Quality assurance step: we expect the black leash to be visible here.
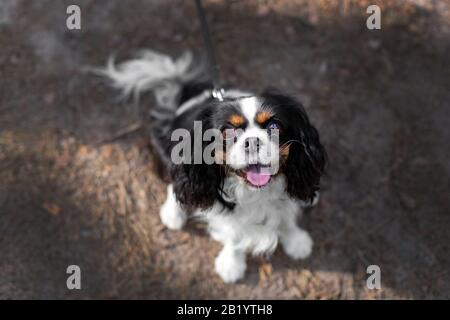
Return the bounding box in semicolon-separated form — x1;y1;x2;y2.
194;0;225;101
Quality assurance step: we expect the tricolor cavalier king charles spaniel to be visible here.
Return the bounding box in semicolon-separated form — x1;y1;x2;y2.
102;50;326;283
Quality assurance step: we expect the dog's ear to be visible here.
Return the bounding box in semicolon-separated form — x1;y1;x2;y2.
285;117;326;202
262;89;327;202
170;106;231;211
171;162;223;211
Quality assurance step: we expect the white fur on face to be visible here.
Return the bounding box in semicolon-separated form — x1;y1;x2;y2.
239;96;258;126
227;127;279;170
226;97;280;173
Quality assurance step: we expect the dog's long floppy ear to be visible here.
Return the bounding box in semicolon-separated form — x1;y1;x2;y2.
171;161;223;211
262;89;327;202
170;106;232;211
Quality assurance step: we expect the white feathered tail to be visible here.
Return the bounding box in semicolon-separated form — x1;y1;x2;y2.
98;50;203;108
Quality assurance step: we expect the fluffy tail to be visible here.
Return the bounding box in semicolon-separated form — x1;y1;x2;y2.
98;50;203;109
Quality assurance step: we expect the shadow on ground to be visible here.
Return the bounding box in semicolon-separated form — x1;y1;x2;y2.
0;0;449;299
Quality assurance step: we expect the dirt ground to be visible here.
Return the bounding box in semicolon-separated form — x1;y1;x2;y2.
1;0;449;299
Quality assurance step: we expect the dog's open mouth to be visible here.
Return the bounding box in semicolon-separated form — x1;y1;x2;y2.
237;164;272;188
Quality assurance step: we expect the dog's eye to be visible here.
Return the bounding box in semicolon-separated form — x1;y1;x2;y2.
266;121;281;134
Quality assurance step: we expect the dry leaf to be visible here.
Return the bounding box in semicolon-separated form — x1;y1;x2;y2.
76;145;89;158
101;144;113;158
42;202;60;216
259;262;273;282
178;232;191;244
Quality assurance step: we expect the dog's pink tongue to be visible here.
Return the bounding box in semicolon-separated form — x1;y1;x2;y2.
246;166;271;187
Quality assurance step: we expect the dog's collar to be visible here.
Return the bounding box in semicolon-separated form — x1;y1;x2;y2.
176;90;212;116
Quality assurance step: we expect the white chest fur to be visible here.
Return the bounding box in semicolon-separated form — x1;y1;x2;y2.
203;176;301;255
160;176;313;283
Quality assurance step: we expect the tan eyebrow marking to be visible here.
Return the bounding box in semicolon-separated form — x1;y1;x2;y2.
228;114;245;127
256;111;273;124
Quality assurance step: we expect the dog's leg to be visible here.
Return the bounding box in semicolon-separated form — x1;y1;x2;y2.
159;184;187;230
279;212;313;260
214;244;247;283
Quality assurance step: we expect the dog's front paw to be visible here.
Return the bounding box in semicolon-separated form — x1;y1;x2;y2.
159;201;186;230
214;248;246;283
281;230;313;260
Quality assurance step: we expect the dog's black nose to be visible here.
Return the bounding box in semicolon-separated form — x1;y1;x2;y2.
244;137;261;152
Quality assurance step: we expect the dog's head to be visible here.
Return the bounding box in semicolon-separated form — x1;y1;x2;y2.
171;88;326;210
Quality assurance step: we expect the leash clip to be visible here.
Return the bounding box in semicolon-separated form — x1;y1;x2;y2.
211;88;225;101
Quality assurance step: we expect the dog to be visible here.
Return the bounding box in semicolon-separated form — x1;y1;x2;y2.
101;50;326;283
